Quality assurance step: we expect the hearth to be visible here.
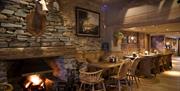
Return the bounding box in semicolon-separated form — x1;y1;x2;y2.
23;74;46;91
0;46;77;91
6;57;60;91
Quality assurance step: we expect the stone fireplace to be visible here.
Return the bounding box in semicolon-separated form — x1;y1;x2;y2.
0;0;101;90
0;46;78;90
0;0;73;90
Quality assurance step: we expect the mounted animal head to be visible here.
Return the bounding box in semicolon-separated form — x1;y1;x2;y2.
35;0;48;14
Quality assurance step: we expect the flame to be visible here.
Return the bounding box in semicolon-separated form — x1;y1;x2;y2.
28;75;42;85
40;83;44;88
25;82;31;88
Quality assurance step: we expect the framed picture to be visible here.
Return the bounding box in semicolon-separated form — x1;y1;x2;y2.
122;36;128;44
128;34;137;44
75;7;100;37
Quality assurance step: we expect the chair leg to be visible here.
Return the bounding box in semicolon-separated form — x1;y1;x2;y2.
134;76;139;88
102;82;106;91
137;77;141;83
124;78;130;91
127;79;132;91
79;83;83;91
92;84;95;91
118;80;121;91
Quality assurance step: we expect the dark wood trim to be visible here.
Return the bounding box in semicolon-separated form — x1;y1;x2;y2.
0;46;76;60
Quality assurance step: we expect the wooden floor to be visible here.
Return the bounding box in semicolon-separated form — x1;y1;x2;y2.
111;57;180;91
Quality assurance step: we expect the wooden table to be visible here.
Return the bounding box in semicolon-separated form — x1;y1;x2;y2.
88;61;123;79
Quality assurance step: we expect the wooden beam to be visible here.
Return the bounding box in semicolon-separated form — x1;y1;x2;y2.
0;46;76;60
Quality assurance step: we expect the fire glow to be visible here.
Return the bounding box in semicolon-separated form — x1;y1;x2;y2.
25;74;45;90
29;75;43;86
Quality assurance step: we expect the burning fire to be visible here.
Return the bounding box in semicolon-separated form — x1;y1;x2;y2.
29;75;43;85
24;74;55;91
25;74;44;89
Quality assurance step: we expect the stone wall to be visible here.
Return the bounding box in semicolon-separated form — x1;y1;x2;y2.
0;0;101;84
0;61;8;83
0;0;101;50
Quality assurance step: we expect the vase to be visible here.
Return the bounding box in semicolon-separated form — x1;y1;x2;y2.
114;37;123;46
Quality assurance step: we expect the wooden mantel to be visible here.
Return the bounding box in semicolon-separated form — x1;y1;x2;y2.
0;46;76;60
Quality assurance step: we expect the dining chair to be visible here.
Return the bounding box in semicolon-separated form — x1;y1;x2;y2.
164;54;172;70
159;55;168;72
128;57;141;88
0;83;13;91
151;55;161;76
79;68;106;91
110;61;132;91
166;54;172;70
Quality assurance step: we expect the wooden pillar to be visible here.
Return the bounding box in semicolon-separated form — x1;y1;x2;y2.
178;38;180;56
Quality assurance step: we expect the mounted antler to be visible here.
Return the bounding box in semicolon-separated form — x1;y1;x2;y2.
36;0;48;11
26;0;48;36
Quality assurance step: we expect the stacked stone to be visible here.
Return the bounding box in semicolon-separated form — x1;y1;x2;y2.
0;0;101;86
74;37;101;51
0;61;8;83
0;0;75;84
0;0;75;48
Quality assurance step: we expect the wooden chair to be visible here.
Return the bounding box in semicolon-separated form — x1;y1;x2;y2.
151;55;161;76
0;83;13;91
166;54;173;69
79;68;106;91
110;61;132;91
128;57;141;88
159;55;168;71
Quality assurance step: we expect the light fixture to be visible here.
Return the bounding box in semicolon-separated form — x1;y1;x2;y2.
144;51;148;55
130;36;135;40
166;42;170;45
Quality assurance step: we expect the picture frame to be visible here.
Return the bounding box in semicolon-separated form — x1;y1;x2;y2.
128;35;137;43
75;7;100;37
122;36;128;44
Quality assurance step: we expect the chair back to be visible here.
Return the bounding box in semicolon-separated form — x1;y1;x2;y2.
117;61;131;78
0;83;13;91
130;57;141;75
79;68;103;83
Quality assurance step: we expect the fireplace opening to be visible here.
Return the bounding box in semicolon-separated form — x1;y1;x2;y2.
7;58;52;78
6;57;69;91
22;74;55;91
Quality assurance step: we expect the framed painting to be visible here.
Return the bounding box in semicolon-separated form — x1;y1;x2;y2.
75;7;100;37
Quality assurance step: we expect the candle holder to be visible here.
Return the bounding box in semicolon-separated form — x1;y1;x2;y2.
144;51;148;55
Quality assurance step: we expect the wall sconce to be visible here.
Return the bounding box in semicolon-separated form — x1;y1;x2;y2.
165;42;170;46
144;51;148;55
165;42;171;49
130;36;135;40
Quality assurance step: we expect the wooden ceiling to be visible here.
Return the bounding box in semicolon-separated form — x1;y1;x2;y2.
93;0;180;38
122;23;180;37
